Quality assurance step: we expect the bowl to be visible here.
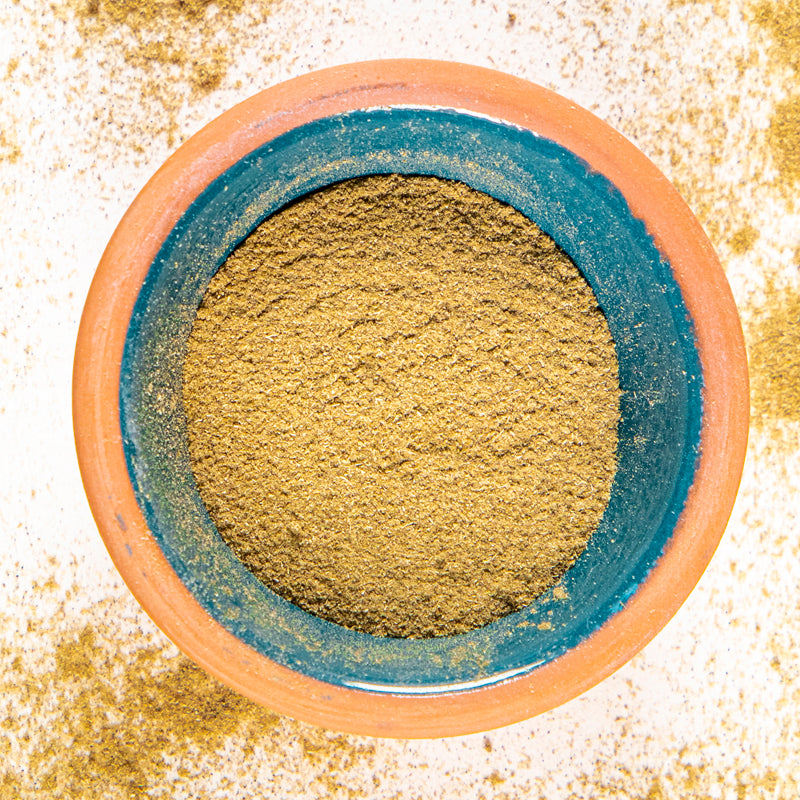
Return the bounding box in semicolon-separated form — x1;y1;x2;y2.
73;60;749;737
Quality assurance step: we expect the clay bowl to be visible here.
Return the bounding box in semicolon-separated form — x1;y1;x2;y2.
73;60;749;738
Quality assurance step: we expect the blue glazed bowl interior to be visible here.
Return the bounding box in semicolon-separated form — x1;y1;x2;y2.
120;107;702;693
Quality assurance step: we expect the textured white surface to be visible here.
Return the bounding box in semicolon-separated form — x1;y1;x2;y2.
1;0;798;797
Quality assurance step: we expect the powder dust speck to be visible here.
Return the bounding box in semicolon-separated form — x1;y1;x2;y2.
730;225;760;255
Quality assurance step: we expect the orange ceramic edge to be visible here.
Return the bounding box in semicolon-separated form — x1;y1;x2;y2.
72;59;749;738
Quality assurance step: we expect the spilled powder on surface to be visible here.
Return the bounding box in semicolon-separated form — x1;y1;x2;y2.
0;592;382;800
751;1;800;196
768;96;800;190
1;581;794;800
730;224;760;255
748;280;800;425
0;0;285;154
63;0;279;146
752;0;800;72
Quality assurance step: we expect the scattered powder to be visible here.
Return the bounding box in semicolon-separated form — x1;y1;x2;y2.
768;96;800;188
570;762;793;800
79;0;246;27
752;0;800;72
751;2;800;196
667;0;730;14
2;588;794;800
0;596;384;800
0;129;21;164
730;224;760;255
748;281;800;424
190;45;229;92
485;770;506;787
605;1;800;260
644;779;665;800
60;0;280;146
552;584;569;601
68;0;253;85
15;632;279;798
612;52;760;254
183;174;620;638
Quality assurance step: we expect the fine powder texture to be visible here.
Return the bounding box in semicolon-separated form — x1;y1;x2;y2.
182;174;620;638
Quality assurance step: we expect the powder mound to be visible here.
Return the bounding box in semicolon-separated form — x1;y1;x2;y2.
182;174;620;638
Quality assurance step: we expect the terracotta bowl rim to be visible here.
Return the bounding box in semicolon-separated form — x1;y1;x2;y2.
73;59;749;738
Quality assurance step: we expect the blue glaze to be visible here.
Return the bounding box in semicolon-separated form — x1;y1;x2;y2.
120;108;702;692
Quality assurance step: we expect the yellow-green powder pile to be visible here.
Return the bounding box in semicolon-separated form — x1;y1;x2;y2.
182;174;620;638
